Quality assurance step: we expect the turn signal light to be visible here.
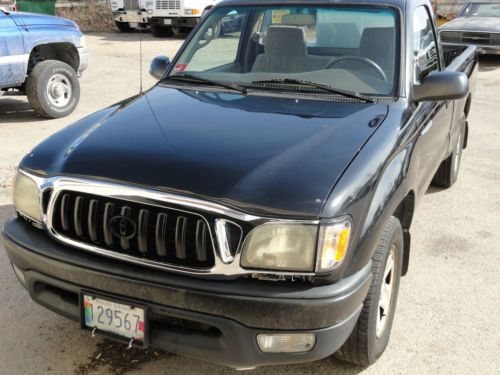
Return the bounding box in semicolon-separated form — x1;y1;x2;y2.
317;219;352;271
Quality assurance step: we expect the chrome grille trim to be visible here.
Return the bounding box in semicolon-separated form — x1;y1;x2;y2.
22;170;318;278
440;30;500;46
155;0;180;10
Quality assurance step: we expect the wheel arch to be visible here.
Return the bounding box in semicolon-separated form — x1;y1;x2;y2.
464;93;472;118
392;191;415;276
28;43;80;75
463;93;472;149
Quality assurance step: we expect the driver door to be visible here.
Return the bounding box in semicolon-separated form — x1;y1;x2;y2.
0;11;26;88
412;5;453;195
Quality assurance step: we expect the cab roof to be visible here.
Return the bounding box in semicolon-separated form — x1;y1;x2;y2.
217;0;407;7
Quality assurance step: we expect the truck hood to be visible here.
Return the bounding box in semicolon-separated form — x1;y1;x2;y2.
440;16;500;33
22;86;388;218
9;12;77;28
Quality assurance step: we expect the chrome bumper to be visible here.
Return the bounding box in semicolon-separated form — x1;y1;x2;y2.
476;46;500;55
443;42;500;55
113;10;149;24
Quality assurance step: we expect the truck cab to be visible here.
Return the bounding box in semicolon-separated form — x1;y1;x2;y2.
148;0;218;37
110;0;149;32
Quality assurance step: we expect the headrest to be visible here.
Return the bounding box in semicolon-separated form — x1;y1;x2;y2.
265;26;307;56
281;14;316;26
360;27;396;51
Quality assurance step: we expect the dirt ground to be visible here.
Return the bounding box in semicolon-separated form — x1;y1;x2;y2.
0;32;499;374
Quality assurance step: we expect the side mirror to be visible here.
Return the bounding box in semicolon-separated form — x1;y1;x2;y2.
413;71;469;102
149;56;170;80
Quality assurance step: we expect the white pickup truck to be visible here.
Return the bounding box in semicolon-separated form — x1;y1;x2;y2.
148;0;218;37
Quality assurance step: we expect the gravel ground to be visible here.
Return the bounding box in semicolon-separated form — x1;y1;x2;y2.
0;33;499;374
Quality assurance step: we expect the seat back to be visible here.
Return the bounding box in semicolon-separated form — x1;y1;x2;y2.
252;26;308;73
359;27;396;79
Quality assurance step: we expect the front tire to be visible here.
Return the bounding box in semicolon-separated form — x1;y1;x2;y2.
336;216;403;366
115;21;133;32
26;60;80;119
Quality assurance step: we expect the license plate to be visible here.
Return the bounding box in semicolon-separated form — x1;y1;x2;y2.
163;19;172;25
81;292;147;346
129;22;139;28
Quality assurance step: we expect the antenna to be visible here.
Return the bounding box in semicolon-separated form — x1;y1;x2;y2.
138;9;143;93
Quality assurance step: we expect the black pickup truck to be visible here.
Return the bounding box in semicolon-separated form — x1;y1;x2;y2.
2;0;477;369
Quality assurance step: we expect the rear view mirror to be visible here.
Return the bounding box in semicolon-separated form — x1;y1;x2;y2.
413;71;468;102
149;56;170;80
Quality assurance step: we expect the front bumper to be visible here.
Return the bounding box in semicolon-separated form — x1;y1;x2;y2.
149;16;199;29
442;41;500;55
1;217;371;368
78;46;90;76
476;46;500;55
113;10;149;24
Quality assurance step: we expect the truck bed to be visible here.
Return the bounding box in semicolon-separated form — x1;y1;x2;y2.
443;44;477;73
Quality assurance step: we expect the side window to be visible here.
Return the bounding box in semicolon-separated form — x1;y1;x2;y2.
176;11;247;72
413;6;439;83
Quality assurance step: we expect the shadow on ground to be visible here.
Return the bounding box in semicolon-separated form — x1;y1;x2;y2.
85;31;189;44
0;92;44;122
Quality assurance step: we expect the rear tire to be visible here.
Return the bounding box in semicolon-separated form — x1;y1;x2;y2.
335;216;403;366
26;60;80;119
432;115;466;188
115;21;133;32
151;24;174;38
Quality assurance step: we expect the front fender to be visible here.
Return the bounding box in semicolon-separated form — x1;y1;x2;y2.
320;100;419;281
22;26;82;58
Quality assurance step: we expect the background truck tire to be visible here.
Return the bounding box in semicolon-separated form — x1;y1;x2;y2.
335;216;403;366
115;21;133;32
26;60;80;119
432;115;466;188
151;25;174;38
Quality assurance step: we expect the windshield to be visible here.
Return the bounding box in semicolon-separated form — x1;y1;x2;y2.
167;5;399;96
460;2;500;17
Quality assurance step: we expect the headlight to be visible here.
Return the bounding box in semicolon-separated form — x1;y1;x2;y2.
13;172;42;223
316;218;352;272
185;9;201;15
79;35;86;48
241;223;317;271
240;217;352;273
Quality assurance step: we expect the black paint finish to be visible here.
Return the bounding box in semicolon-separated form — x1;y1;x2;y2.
18;0;479;285
22;87;388;218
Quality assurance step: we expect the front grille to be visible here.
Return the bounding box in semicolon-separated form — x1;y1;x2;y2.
441;31;500;46
124;0;140;10
440;31;463;43
155;0;180;10
51;191;217;268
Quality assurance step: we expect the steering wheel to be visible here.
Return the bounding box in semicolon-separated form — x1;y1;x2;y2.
324;56;388;82
197;23;221;49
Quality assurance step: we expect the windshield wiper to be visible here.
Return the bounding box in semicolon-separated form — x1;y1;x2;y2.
165;74;247;94
250;78;374;103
